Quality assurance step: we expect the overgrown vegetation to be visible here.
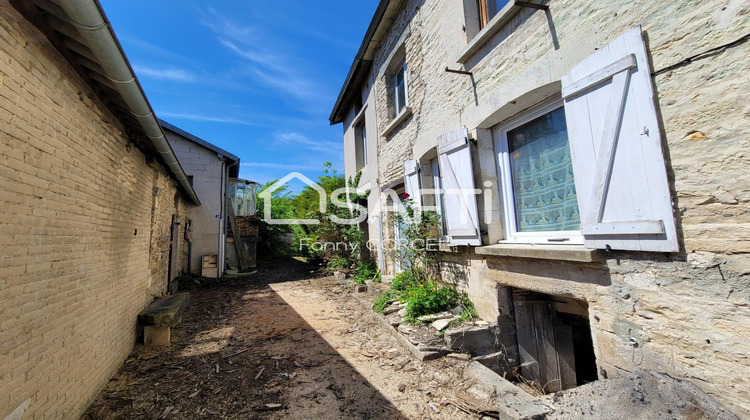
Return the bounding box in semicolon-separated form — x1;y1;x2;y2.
372;200;477;325
352;259;380;284
255;163;376;272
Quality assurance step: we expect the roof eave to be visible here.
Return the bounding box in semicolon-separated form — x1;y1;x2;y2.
329;0;398;125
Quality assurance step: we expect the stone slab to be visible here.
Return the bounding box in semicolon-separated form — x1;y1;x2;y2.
138;292;190;328
444;324;498;355
474;244;604;263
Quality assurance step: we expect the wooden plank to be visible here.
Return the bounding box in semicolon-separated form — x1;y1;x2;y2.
514;300;541;387
563;27;678;252
438;142;481;245
437;127;468;154
168;215;180;294
618;28;678;252
585;69;632;225
403;160;422;207
227;198;250;271
553;322;577;390
533;301;562;393
581;220;664;236
562;54;636;99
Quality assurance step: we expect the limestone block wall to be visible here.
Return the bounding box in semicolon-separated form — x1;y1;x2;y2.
0;3;187;418
363;0;750;415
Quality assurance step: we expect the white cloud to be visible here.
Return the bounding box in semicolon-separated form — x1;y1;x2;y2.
133;65;196;82
200;9;329;110
157;112;260;126
274;132;341;153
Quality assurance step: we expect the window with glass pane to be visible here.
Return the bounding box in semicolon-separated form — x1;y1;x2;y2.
506;107;580;232
355;122;367;170
477;0;511;28
394;63;407;113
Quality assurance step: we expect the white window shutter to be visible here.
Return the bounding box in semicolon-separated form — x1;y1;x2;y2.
561;26;678;252
403;160;421;207
437;127;481;246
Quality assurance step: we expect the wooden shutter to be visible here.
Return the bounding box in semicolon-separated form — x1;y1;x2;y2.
403;160;421;207
437;127;481;246
561;26;678;252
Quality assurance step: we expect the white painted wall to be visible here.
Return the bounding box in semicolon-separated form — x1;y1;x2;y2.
166;132;227;277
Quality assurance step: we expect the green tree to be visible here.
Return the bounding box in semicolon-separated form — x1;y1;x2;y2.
255;180;296;257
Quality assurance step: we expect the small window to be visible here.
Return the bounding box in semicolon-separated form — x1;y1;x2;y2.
393;62;408;114
355;122;367;170
477;0;511;28
494;102;582;244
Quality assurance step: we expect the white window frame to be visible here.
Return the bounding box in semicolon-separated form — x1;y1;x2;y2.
430;158;448;237
494;100;583;245
355;122;367;170
393;62;408;114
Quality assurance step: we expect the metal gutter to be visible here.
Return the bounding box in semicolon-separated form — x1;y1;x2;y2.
328;0;392;125
58;0;201;205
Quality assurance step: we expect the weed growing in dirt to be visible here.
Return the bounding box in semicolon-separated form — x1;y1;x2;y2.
372;290;396;313
352;260;380;284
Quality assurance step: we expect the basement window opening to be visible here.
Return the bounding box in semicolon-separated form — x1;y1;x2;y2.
508;288;598;394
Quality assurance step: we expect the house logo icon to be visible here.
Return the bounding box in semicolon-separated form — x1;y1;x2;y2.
258;172;326;225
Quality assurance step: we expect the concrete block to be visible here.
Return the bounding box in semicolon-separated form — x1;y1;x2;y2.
444;324;498;355
354;284;368;293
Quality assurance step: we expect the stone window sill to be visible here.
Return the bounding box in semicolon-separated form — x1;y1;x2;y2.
456;2;522;64
382;106;412;137
474;243;603;263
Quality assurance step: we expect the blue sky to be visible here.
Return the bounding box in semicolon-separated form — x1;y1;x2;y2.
100;1;379;186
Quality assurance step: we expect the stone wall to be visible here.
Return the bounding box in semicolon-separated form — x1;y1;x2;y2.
147;164;188;295
0;3;188;418
358;0;750;415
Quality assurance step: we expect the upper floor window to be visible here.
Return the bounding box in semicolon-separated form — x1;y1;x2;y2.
393;62;408;114
476;0;510;28
355;122;367;171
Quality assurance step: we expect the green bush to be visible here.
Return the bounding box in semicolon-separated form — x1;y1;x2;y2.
353;259;379;284
326;257;349;271
401;281;460;321
391;270;417;291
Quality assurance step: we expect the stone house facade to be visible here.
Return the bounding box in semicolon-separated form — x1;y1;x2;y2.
0;0;200;418
161;119;240;278
331;0;749;415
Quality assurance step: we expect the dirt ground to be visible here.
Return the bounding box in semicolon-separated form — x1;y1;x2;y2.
82;258;486;419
